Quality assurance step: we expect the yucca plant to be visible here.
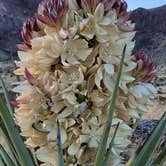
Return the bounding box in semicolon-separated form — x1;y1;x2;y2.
1;49;165;166
0;0;165;166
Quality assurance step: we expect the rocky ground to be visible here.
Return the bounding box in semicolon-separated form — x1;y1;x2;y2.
130;5;166;65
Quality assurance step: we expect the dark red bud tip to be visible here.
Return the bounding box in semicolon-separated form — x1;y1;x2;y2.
24;68;36;85
10;100;19;107
16;44;31;51
133;51;157;82
37;0;68;27
114;64;119;72
20;17;41;50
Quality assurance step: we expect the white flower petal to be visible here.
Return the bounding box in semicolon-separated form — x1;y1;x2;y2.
104;64;114;75
36;146;57;165
68;142;80;155
12;84;32;93
94;3;104;21
95;66;103;89
58;107;73;119
143;83;157;94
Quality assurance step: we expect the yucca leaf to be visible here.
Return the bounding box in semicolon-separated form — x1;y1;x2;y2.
152;147;166;165
0;75;14;115
0;122;20;166
0;144;15;166
95;45;127;166
104;122;120;166
127;112;166;166
0;98;35;166
0;156;5;166
56;120;65;166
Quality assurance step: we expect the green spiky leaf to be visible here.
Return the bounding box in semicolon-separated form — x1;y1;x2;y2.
152;147;166;165
95;44;127;166
0;125;20;166
127;112;166;166
104;122;120;166
0;75;14;115
0;98;35;166
0;156;5;166
0;144;15;166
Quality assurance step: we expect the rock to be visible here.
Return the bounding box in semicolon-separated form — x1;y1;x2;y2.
130;5;166;65
0;0;41;54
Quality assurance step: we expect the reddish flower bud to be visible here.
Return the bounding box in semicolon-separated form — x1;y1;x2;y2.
17;17;41;51
37;0;68;28
118;23;135;32
103;0;128;17
132;52;157;83
24;68;36;85
81;0;98;12
11;95;30;106
10;100;19;107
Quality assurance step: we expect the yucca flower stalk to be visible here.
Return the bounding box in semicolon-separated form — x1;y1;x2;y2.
8;0;158;165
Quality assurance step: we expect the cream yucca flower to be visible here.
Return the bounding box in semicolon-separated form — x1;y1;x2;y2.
13;0;157;165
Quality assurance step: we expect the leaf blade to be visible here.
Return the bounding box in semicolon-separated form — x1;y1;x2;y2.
127;112;166;166
0;75;14;115
0;144;15;166
152;147;166;165
0;121;20;166
104;122;120;166
0;98;35;166
95;45;127;166
0;156;5;166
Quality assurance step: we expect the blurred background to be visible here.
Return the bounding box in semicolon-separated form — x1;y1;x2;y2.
0;0;41;60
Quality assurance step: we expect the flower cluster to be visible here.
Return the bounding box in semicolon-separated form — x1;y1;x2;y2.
14;0;157;165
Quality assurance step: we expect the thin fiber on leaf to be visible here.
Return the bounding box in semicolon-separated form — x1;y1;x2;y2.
56;120;65;166
0;75;14;115
0;144;15;166
0;98;35;166
127;112;166;166
95;45;127;166
104;122;120;166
